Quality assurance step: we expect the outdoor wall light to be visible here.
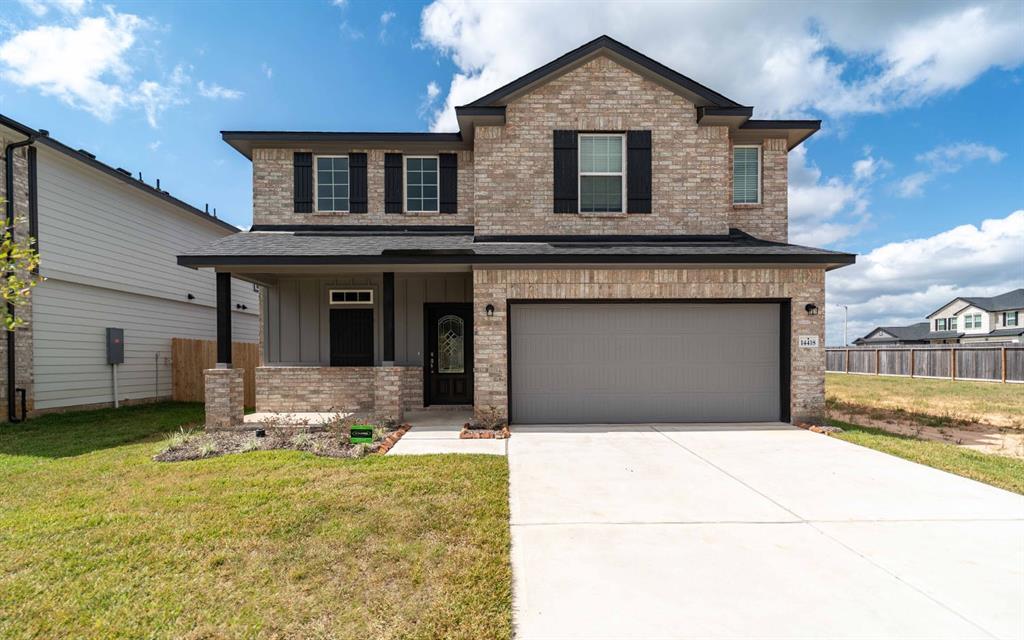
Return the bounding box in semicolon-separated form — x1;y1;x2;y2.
805;303;819;316
485;304;495;317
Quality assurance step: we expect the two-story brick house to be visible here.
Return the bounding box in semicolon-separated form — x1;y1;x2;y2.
180;36;854;427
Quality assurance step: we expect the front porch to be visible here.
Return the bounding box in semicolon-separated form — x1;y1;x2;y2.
203;268;476;429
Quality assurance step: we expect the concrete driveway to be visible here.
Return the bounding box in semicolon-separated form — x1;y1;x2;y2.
508;423;1024;640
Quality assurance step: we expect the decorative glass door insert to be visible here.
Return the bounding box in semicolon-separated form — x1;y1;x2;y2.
437;315;465;374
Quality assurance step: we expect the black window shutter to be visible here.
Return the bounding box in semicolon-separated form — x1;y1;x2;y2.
626;130;652;213
293;152;313;213
553;130;578;213
384;153;403;214
439;153;458;214
348;152;368;213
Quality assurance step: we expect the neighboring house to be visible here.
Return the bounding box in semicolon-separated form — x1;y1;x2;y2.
853;322;932;346
855;289;1024;346
180;36;855;427
926;289;1024;344
1;113;258;420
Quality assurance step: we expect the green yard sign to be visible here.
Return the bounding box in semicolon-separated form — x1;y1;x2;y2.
350;425;373;444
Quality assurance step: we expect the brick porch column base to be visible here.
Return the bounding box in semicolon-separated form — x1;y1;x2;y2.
374;367;403;423
205;368;244;429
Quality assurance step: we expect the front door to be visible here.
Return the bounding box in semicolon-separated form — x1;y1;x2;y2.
424;303;473;405
330;308;374;366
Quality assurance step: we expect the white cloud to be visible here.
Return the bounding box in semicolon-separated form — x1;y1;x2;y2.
895;171;931;198
379;10;396;42
917;142;1005;172
418;2;1024;131
147;140;161;151
18;0;86;17
825;210;1024;344
198;80;243;100
851;148;890;182
261;62;273;79
418;80;441;118
788;146;879;246
895;141;1005;198
0;8;187;127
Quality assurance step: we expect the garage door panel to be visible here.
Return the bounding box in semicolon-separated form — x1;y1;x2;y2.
510;303;782;424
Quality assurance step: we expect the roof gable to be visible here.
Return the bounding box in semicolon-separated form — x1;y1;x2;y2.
462;35;742;109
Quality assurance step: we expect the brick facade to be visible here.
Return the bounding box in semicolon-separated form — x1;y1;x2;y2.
727;138;788;242
248;55;788;242
205;368;244;428
252;148;474;227
472;267;826;423
255;365;421;417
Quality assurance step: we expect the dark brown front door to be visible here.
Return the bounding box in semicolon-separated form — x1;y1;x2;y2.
330;308;374;366
425;303;473;405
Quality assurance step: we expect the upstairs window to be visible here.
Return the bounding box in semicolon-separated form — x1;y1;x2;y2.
935;318;947;331
579;134;625;213
405;156;439;212
1006;311;1019;327
948;317;957;331
964;313;982;329
316;156;349;212
733;146;761;204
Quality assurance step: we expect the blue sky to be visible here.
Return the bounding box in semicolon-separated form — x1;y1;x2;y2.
1;0;1021;343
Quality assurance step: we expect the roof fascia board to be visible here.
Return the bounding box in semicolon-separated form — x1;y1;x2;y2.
463;35;742;109
178;253;855;269
221;131;468;159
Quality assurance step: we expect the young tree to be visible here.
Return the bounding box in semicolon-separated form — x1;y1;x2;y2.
0;198;42;331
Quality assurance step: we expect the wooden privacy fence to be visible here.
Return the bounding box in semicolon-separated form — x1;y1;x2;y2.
826;345;1024;383
172;338;259;406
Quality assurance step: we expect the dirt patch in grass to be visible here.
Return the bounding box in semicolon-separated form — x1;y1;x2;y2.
828;419;1024;494
826;373;1024;430
828;408;1024;459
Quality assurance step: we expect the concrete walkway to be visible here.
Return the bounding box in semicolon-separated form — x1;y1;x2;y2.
509;423;1024;639
386;410;507;455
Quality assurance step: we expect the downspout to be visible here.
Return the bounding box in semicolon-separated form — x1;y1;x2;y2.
4;127;38;422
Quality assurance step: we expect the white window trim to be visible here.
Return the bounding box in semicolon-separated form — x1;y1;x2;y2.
403;155;440;213
328;288;374;305
732;144;762;205
1006;311;1019;327
313;155;351;214
578;133;626;214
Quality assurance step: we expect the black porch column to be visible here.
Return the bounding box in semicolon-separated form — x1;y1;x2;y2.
216;272;232;366
383;272;395;363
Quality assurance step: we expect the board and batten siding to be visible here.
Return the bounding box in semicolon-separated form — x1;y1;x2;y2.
264;273;471;366
31;146;258;410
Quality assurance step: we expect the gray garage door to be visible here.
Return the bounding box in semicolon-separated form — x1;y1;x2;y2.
509;303;781;424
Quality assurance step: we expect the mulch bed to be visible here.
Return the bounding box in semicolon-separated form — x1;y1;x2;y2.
794;421;844;435
460;424;511;439
154;424;410;462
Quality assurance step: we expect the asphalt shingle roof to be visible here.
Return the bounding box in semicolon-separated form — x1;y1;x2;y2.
958;289;1024;313
177;230;856;268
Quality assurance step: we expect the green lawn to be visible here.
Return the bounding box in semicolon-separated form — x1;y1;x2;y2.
826;372;1024;429
829;419;1024;494
0;403;511;640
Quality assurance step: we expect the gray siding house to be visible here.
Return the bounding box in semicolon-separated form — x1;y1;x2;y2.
1;113;258;419
181;36;855;428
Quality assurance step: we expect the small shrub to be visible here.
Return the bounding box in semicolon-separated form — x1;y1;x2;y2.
470;405;506;430
291;432;314;449
162;426;200;451
197;439;218;458
239;437;261;453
